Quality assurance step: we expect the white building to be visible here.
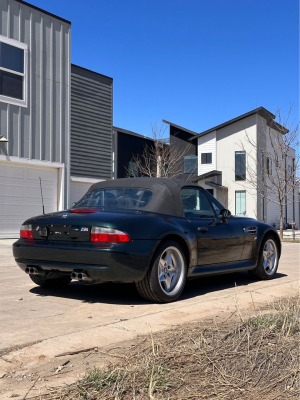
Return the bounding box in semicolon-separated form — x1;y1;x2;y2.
164;107;299;228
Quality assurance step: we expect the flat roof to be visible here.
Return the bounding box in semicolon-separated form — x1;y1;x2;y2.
13;0;71;24
71;64;113;81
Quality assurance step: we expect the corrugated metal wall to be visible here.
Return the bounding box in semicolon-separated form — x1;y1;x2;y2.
0;0;70;205
71;65;112;179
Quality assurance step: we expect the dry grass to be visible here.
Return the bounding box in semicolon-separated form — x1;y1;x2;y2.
34;296;299;400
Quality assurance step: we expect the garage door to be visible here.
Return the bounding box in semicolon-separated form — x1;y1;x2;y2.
0;162;58;238
70;181;92;206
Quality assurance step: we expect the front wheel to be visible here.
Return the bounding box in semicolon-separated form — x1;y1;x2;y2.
249;236;279;280
29;274;71;288
136;241;187;303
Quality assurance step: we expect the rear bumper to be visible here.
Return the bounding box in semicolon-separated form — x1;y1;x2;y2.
13;239;159;282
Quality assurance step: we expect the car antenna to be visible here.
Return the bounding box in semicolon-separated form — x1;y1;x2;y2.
39;177;45;215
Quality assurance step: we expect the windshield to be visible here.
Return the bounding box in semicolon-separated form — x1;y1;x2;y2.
73;188;154;210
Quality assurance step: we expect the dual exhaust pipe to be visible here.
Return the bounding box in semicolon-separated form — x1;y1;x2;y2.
25;266;45;276
71;272;92;282
25;267;92;282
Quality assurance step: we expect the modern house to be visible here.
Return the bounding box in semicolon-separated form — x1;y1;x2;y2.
164;107;299;228
0;1;113;238
112;126;155;179
0;0;71;238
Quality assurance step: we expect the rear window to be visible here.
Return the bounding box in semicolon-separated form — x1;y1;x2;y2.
73;188;154;210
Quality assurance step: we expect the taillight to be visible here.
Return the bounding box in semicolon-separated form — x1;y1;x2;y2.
71;209;98;213
20;224;33;239
91;227;131;243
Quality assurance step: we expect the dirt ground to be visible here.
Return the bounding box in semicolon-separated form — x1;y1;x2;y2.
0;241;299;399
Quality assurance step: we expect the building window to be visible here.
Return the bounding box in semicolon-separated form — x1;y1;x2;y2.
235;190;246;216
260;192;265;221
201;153;212;164
128;161;139;177
184;156;198;173
0;35;28;107
235;151;246;181
260;151;265;181
267;157;272;175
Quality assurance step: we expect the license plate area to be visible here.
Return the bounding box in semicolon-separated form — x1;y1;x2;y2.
32;224;90;241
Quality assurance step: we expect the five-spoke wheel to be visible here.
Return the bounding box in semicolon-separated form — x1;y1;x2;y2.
136;241;187;303
249;235;279;280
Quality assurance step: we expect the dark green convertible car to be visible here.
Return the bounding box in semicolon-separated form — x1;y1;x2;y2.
13;178;281;303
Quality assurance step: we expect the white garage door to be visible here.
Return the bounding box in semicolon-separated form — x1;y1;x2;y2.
70;181;93;206
0;162;58;238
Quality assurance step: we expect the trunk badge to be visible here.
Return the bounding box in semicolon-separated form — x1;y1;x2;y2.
81;227;88;232
62;215;68;218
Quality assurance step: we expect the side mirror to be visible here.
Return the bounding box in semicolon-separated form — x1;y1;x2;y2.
220;209;231;219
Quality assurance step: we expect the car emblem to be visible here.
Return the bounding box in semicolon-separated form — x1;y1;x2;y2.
62;215;68;218
81;227;88;232
39;227;48;237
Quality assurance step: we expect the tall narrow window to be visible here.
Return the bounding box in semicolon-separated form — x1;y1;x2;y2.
235;190;246;216
235;151;246;181
260;192;265;221
266;158;272;175
260;151;265;181
0;35;28;107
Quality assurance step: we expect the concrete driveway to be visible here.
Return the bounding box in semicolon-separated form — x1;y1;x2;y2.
0;239;298;398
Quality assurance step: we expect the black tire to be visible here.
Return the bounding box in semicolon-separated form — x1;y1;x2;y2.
29;274;71;288
249;235;279;280
135;240;187;303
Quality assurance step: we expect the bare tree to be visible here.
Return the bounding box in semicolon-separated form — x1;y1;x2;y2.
241;108;299;239
129;123;193;179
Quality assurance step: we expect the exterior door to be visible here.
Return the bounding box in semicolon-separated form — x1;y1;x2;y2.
181;187;244;266
0;162;58;238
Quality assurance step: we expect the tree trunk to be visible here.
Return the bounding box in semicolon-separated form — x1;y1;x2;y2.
279;204;284;240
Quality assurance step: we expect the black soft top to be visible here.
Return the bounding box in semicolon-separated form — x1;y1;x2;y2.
89;177;201;217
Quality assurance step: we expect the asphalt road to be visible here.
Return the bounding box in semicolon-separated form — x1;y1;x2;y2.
0;239;299;398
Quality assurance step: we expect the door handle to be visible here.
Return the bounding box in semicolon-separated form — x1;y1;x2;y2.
198;226;208;233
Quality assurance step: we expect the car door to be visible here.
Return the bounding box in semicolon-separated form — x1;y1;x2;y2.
181;187;244;266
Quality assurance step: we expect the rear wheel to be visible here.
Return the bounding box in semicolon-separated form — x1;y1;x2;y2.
249;236;279;280
29;274;71;288
136;241;187;303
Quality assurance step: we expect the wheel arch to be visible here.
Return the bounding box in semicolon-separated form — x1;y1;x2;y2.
156;234;191;269
260;230;281;258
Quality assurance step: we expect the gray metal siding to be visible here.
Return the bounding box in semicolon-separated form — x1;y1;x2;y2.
0;0;70;206
71;65;113;179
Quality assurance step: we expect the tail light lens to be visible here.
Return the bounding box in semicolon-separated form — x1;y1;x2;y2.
71;209;98;214
91;227;131;243
20;224;33;239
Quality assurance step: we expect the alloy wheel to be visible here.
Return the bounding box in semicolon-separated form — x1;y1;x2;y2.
158;246;185;296
262;239;278;275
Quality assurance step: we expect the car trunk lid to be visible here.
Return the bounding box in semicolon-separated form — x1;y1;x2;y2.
26;209;136;242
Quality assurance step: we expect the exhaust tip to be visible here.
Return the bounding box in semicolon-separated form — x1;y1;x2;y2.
25;267;30;274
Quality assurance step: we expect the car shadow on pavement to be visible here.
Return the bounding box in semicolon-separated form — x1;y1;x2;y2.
29;271;287;305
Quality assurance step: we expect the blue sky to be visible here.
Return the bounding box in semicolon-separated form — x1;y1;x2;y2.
30;0;298;137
